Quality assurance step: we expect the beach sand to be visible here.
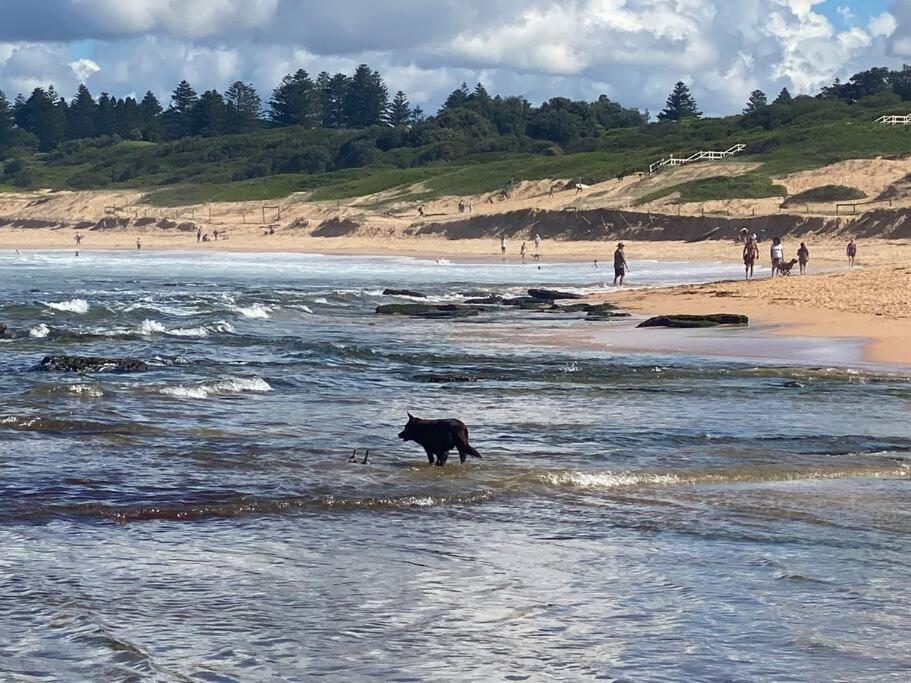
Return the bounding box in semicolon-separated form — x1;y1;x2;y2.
598;264;911;365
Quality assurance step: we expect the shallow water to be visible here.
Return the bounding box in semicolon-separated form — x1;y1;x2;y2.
1;250;909;680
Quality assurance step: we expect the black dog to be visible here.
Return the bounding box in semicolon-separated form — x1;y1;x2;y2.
398;413;482;466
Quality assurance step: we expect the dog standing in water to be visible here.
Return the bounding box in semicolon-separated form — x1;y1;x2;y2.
398;413;482;466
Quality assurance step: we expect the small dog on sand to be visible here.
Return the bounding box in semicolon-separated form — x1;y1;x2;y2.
777;258;799;275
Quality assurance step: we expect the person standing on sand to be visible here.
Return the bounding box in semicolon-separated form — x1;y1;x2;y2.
520;241;527;263
74;232;82;247
743;238;758;279
196;228;202;243
136;237;142;251
500;236;507;258
613;243;629;286
847;238;857;267
770;237;783;277
797;242;810;275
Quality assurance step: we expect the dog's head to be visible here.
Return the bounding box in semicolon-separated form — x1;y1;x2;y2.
398;413;419;441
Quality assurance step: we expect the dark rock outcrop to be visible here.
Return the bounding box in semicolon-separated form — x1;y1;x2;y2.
383;288;427;298
528;288;584;301
414;374;478;383
637;314;748;329
37;356;149;373
465;296;504;305
0;323;6;338
376;303;479;318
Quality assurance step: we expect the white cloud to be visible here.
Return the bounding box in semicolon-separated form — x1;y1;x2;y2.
0;0;906;115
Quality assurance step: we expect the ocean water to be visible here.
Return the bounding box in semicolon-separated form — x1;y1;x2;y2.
0;250;909;681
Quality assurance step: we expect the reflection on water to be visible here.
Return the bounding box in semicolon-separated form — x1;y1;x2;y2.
0;251;909;680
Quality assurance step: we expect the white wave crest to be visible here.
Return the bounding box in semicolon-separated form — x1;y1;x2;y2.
233;303;271;319
45;298;89;314
300;305;314;315
538;471;684;489
29;323;50;338
139;319;167;335
312;297;329;305
167;326;209;338
68;384;103;398
160;376;273;400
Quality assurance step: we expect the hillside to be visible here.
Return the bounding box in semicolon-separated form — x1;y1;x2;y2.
0;84;910;212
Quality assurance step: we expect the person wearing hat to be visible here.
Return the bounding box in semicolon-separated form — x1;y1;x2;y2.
613;242;629;286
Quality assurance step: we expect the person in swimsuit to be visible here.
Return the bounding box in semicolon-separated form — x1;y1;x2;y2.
520;241;527;263
797;242;810;275
847;238;857;267
743;238;758;280
500;237;507;258
770;237;783;277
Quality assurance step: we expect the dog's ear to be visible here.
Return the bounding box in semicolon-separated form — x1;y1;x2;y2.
407;411;413;419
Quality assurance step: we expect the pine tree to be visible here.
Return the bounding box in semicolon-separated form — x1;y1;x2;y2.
269;69;319;126
115;97;142;139
319;73;349;128
168;80;199;136
743;89;768;115
139;91;163;140
96;92;116;136
225;81;261;132
170;80;198;114
68;84;97;139
343;65;389;127
657;81;701;121
410;106;426;124
773;87;792;104
443;83;471;110
0;89;12;147
15;87;66;150
388;90;412;127
194;90;226;136
470;83;492;115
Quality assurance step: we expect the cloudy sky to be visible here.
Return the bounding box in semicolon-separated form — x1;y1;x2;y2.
0;0;907;115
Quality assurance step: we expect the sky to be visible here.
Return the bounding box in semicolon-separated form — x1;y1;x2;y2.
0;0;907;116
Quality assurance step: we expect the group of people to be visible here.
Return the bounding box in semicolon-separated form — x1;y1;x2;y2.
741;230;859;280
196;228;231;242
501;233;543;263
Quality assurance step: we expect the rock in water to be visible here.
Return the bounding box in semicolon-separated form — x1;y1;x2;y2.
383;288;427;298
637;314;748;329
0;323;7;337
38;356;150;373
528;288;584;301
375;303;479;318
414;374;478;383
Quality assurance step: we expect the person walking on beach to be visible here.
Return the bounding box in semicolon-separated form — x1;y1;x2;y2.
196;228;202;243
458;199;465;215
613;242;629;286
520;241;527;263
136;237;142;251
847;238;857;267
743;238;759;279
74;232;82;247
797;242;810;275
500;236;508;258
770;237;783;277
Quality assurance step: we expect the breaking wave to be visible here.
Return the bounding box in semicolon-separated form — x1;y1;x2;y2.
159;376;273;400
29;323;50;338
45;298;89;314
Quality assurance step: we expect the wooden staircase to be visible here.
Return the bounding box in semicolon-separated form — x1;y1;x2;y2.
875;114;911;125
648;144;746;174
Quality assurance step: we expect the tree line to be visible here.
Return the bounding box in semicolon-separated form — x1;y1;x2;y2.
1;63;910;157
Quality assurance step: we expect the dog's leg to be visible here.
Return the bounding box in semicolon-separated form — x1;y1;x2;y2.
436;451;449;466
423;446;435;464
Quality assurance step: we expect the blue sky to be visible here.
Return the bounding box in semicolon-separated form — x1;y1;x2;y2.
3;0;909;115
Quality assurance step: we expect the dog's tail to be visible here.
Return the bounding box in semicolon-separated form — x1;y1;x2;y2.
462;445;482;459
